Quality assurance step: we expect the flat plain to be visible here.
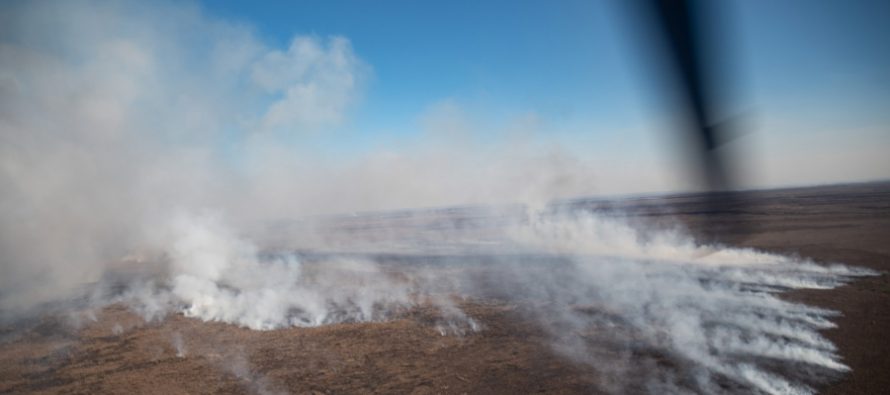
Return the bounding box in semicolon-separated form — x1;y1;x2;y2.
1;182;888;394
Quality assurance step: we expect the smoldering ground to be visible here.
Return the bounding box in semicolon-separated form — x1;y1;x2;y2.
4;207;874;395
0;1;877;394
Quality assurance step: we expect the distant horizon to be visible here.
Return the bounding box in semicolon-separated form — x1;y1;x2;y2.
286;178;890;220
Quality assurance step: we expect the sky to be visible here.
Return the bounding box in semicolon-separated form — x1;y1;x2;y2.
196;0;890;191
1;0;888;214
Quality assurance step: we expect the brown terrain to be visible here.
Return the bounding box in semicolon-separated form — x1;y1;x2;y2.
0;182;888;394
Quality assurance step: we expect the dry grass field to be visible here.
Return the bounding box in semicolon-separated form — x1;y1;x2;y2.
1;182;888;394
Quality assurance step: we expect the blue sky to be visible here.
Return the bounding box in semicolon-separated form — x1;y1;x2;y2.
198;0;890;188
207;0;644;154
4;0;884;197
204;0;889;127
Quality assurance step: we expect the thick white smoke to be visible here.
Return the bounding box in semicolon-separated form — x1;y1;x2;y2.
158;212;415;330
112;210;478;334
96;207;871;395
0;0;601;312
495;211;873;394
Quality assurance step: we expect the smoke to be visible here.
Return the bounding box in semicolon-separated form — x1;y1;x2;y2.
0;1;877;394
103;210;481;334
488;211;872;394
0;0;600;312
220;347;286;395
171;331;187;358
158;211;416;330
94;207;870;394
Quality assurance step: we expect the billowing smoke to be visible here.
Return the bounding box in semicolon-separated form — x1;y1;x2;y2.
0;2;875;395
493;211;872;394
0;0;601;313
104;210;480;334
90;207;870;394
